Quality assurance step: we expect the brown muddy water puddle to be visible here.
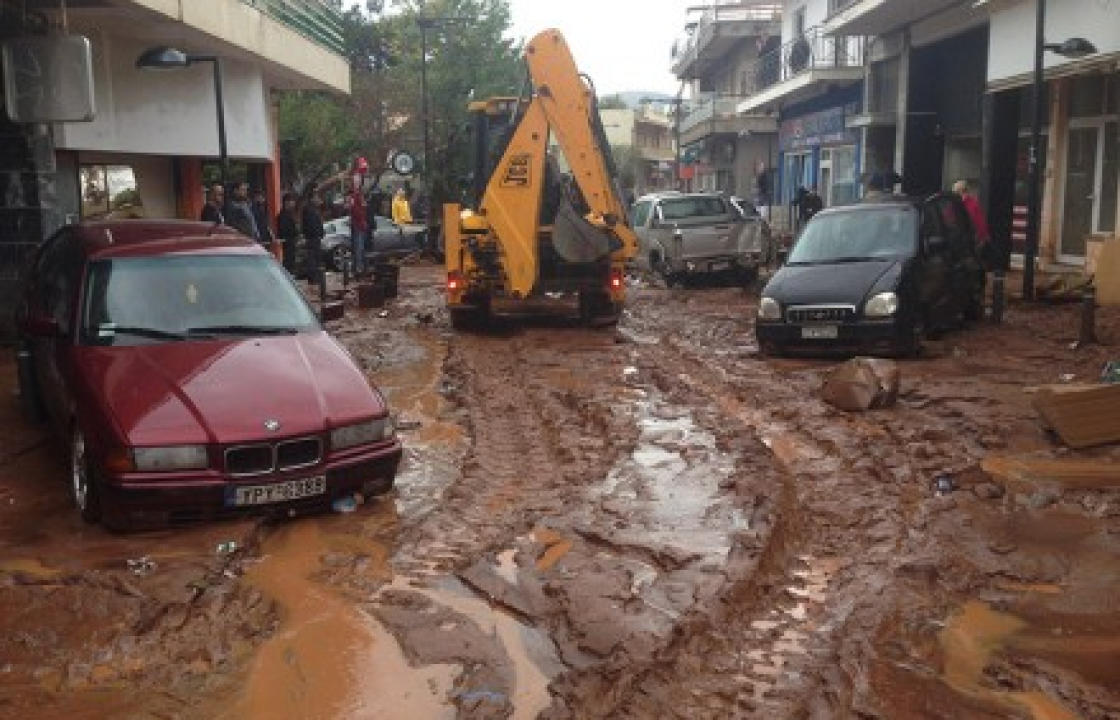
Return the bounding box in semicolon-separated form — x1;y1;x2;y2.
231;520;458;720
938;600;1095;720
370;330;465;521
598;386;746;565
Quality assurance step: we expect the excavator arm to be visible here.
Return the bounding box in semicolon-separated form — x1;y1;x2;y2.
449;29;637;301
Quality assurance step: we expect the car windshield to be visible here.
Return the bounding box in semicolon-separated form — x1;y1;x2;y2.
788;207;918;264
81;254;320;346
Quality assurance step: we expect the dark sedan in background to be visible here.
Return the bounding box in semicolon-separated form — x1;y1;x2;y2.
755;193;984;357
16;221;402;530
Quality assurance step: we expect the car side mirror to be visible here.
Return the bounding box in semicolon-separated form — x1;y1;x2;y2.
24;314;60;338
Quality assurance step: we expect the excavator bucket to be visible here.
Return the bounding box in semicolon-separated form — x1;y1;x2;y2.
551;199;620;264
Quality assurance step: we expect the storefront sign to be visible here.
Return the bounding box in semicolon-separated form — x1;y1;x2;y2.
779;103;859;152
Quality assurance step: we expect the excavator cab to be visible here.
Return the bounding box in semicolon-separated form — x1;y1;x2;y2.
444;30;637;330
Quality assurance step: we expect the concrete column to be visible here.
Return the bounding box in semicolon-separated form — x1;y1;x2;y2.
1040;78;1070;264
894;29;911;179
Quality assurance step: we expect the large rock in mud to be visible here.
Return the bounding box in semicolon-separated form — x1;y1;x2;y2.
820;357;900;412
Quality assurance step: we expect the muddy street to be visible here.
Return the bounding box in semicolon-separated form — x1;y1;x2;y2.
2;263;1119;719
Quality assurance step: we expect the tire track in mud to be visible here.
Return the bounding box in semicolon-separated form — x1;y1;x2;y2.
557;291;939;718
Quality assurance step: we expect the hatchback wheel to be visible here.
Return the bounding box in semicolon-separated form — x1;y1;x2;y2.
70;427;101;524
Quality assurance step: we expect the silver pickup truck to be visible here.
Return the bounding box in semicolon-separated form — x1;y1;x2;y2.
630;192;773;283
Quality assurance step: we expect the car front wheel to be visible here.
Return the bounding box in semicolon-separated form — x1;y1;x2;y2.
70;427;101;524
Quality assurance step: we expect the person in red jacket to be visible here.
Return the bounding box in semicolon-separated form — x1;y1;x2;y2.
953;180;992;265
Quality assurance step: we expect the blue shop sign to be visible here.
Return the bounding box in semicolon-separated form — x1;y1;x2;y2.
780;103;859;152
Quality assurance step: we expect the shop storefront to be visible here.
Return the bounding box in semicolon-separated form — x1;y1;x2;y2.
777;85;862;210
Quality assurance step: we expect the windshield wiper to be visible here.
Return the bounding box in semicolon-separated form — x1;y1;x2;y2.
187;325;302;337
97;325;190;341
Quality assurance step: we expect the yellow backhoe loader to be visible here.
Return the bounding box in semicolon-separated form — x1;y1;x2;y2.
442;29;638;329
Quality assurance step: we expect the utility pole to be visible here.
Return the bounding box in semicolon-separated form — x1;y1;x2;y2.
1023;0;1045;302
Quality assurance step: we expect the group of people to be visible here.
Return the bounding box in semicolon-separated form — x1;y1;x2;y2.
201;179;424;284
200;181;326;281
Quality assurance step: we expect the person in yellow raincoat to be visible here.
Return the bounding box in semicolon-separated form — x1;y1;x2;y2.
391;188;413;224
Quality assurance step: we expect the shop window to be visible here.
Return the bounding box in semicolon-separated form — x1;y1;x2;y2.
80;164;143;219
1100;121;1117;233
829;146;857;206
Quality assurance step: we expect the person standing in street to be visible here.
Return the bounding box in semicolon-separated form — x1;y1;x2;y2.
953;180;993;263
350;179;370;274
251;188;274;249
391;187;413;225
301;185;326;283
227;182;260;241
276;192;300;273
201;184;225;224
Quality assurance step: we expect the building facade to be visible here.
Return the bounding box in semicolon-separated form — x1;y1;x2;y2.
735;0;865;230
0;0;350;337
600;107;676;197
824;0;1119;285
672;2;781;202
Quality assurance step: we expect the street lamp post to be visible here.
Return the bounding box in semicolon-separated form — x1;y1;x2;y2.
136;47;229;191
416;16;467;229
1023;0;1097;301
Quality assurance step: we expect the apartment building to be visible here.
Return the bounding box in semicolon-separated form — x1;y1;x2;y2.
671;2;782;202
0;0;350;336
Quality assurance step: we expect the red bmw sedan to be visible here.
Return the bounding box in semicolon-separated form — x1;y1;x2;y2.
15;221;401;530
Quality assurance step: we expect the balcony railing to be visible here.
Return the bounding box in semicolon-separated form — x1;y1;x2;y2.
672;2;782;67
241;0;346;56
746;26;864;96
679;95;741;136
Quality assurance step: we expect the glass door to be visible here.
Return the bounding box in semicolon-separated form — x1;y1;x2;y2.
1060;125;1099;261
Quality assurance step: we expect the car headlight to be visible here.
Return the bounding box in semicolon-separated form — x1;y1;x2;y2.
864;292;900;318
331;417;395;451
133;445;210;472
758;297;781;321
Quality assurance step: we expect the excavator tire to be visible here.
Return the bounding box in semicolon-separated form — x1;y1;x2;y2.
450;306;488;332
579;291;621;328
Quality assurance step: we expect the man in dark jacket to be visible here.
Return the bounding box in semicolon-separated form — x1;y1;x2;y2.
252;188;273;248
276;192;299;273
226;182;260;241
301;186;326;283
201;184;225;224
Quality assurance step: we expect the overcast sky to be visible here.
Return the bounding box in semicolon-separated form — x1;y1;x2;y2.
347;1;694;95
505;0;693;95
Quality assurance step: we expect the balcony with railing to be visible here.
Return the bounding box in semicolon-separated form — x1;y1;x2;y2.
671;2;782;79
240;0;346;56
737;26;864;113
678;94;778;146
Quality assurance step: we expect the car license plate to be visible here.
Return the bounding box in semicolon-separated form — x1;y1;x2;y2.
801;325;839;340
227;476;326;507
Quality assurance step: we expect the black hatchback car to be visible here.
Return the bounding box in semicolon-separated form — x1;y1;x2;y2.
755;193;983;357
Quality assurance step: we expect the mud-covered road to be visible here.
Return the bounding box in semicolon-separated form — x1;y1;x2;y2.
2;263;1119;719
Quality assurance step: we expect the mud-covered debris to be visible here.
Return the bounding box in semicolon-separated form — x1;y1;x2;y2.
972;482;1005;500
126;556;156;576
820;357;900;412
331;496;358;514
934;475;956;497
1033;383;1120;448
